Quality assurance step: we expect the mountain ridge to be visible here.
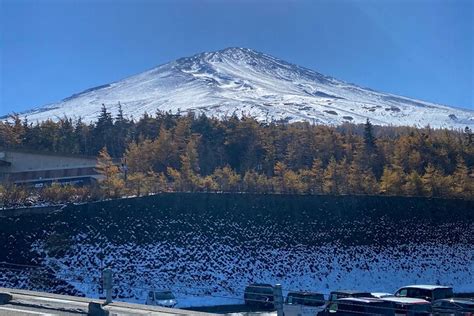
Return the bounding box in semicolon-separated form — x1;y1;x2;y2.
10;47;474;128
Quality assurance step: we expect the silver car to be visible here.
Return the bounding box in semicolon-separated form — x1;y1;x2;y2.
145;290;177;308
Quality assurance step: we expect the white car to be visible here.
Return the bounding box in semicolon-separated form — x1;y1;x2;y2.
283;292;326;316
145;290;177;308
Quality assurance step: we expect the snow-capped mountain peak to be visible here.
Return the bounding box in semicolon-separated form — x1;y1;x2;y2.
13;47;474;128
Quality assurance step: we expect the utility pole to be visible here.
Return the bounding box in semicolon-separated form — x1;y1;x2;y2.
102;268;113;304
273;284;284;316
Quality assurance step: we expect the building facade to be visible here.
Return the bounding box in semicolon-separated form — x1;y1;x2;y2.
0;150;101;187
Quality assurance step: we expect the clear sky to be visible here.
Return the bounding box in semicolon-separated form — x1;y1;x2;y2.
1;0;473;116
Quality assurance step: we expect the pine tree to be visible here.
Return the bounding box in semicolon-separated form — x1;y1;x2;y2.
273;162;287;193
361;169;379;194
127;172;147;197
451;156;472;198
179;138;202;192
379;165;405;195
364;119;377;151
282;170;305;194
347;159;364;194
323;157;339;194
96;147;124;197
243;170;259;192
146;171;168;193
153;127;177;171
114;102;130;156
125;139;155;173
403;171;424;196
421;164;450;197
93;104;115;155
309;158;324;194
212;166;241;192
167;167;183;191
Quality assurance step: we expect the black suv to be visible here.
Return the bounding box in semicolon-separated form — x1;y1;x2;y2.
244;283;275;308
395;285;453;302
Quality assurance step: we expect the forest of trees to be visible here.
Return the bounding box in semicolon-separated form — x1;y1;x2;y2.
1;103;473;205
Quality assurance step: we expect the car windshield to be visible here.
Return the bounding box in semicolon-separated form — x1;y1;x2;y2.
406;289;432;300
303;294;325;306
433;289;453;300
248;286;273;295
287;293;303;304
288;293;325;306
155;291;175;300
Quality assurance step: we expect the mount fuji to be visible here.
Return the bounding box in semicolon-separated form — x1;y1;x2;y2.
15;47;474;128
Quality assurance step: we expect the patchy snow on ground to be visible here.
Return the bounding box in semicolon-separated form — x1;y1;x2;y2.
1;195;472;307
29;240;473;307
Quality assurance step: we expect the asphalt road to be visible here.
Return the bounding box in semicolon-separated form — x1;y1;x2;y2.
0;287;218;316
0;303;83;315
186;304;277;316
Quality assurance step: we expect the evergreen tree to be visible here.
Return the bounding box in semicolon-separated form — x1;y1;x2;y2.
92;104;115;155
114;102;130;156
364;119;377;151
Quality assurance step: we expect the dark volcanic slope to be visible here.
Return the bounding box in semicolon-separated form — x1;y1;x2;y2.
0;194;473;306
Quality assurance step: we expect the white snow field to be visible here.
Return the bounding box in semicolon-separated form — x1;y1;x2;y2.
14;47;474;129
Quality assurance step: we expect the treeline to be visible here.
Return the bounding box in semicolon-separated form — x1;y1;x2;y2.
1;104;473;202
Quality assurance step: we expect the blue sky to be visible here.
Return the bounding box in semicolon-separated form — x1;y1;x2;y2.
1;0;473;115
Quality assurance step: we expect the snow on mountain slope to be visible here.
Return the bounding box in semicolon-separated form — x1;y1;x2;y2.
16;47;474;128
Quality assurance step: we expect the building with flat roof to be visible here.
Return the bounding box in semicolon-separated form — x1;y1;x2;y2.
0;150;101;187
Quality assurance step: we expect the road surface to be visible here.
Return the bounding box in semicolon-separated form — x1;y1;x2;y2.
0;287;218;315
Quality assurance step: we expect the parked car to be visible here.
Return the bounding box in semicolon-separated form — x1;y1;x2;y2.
244;283;274;308
328;290;374;302
145;290;177;307
395;285;454;302
382;296;431;316
284;292;326;316
318;297;395;316
432;298;474;316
